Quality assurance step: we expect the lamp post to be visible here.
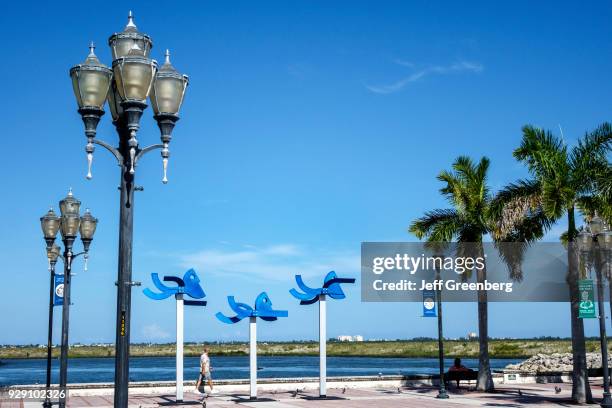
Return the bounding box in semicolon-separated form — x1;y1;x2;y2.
577;214;612;408
433;251;449;399
69;12;188;408
40;190;98;408
42;242;60;408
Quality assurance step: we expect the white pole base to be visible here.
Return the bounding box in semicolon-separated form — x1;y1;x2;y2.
176;294;184;402
249;316;257;400
319;294;327;398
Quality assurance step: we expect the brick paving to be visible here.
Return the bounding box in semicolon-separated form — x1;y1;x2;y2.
2;382;609;407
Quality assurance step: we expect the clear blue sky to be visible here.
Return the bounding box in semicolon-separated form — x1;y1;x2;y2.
1;1;611;344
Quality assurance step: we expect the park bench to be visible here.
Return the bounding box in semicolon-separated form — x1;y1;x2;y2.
445;370;478;388
588;367;612;377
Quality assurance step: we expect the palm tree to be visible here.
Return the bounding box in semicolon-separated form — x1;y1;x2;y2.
409;156;545;391
493;123;611;403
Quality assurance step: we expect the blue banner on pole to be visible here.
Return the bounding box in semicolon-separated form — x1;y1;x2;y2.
422;290;436;317
54;275;64;306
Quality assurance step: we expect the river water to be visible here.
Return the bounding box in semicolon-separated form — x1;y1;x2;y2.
0;356;519;386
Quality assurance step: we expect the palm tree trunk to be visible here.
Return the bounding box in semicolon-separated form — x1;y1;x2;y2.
476;243;494;391
568;207;592;403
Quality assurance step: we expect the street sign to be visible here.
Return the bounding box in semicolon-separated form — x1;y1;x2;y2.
578;279;596;319
54;275;64;306
423;290;436;317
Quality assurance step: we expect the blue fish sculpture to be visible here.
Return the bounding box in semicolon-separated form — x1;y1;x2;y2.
143;268;206;301
289;271;355;305
216;292;288;324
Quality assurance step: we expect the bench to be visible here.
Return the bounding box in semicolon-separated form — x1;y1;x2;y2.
445;370;478;388
588;367;612;377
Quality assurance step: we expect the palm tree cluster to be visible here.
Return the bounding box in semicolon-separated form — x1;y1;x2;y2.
409;123;611;402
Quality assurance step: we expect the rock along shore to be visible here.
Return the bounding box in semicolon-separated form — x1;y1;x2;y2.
506;352;612;373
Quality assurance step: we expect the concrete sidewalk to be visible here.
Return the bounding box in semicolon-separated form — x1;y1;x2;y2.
3;382;609;407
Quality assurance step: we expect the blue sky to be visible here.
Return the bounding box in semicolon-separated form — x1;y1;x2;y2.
1;1;611;344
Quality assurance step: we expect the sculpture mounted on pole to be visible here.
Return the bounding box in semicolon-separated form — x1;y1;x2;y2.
144;268;207;402
216;292;287;400
290;271;355;398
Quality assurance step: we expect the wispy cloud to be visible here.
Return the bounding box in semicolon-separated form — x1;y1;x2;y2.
179;243;358;282
393;59;416;68
366;60;484;94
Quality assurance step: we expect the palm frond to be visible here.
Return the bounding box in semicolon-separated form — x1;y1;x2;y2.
569;122;612;183
475;157;491;199
593;163;612;201
490;179;542;238
438;170;468;209
560;231;569;247
576;195;612;225
569;124;612;198
494;208;554;282
541;180;573;219
495;242;528;282
452;156;477;182
514;125;567;179
409;209;462;241
457;224;483;243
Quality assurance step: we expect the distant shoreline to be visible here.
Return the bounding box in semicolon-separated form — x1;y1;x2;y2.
2;339;610;360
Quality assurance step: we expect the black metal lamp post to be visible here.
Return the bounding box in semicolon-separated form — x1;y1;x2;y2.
41;205;60;408
40;190;98;408
578;214;612;408
43;243;60;408
69;12;188;408
433;250;449;399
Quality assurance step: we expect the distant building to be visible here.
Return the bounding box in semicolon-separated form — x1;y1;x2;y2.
467;332;478;340
336;335;364;342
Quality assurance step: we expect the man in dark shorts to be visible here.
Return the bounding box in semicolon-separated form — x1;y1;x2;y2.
195;347;214;394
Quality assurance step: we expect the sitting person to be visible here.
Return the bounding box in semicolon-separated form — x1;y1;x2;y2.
447;358;475;388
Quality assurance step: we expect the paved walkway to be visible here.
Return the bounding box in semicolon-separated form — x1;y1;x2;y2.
3;382;609;407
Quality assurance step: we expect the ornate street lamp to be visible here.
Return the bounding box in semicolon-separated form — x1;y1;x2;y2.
577;214;612;408
79;209;98;252
151;50;189;183
69;12;188;408
108;11;153;60
69;43;113;180
41;208;61;248
40;190;97;408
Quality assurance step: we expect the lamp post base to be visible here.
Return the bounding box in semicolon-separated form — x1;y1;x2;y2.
436;389;450;399
601;392;612;408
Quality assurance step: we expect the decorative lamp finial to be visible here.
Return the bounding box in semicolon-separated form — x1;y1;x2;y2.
165;49;171;64
68;187;73;197
126;11;137;29
88;41;96;56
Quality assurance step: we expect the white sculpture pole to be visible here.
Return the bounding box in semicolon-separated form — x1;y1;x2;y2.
319;293;327;397
249;316;257;399
176;293;184;402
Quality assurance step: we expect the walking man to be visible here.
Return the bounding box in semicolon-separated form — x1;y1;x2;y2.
195;347;214;394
